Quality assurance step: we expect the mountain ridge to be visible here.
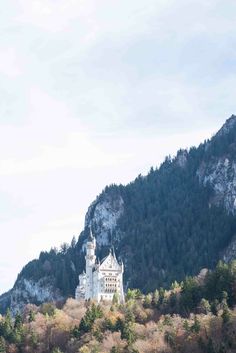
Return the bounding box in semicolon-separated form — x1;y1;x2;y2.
2;116;236;314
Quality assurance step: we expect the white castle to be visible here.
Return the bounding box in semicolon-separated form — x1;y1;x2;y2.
75;230;125;303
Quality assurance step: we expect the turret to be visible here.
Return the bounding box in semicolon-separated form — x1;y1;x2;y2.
85;227;96;299
86;227;96;267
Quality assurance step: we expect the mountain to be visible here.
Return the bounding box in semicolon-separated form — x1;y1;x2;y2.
2;115;236;314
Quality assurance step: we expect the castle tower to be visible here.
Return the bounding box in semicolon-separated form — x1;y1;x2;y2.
85;228;96;299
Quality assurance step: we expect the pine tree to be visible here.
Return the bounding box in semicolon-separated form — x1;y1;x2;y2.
14;312;23;330
153;289;160;306
29;310;36;322
191;316;201;334
0;337;6;353
112;292;119;305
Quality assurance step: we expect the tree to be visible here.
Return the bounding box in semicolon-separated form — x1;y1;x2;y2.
126;289;142;301
222;304;231;324
199;298;211;314
153;290;160;306
180;277;202;313
112;292;119;305
0;337;6;353
40;303;56;317
143;293;152;307
171;281;180;290
164;331;175;347
183;320;190;333
124;309;135;324
121;322;136;345
169;292;177;308
29;331;38;348
222;308;231;324
71;236;77;248
1;309;13;339
75;303;103;335
159;288;166;304
60;243;69;254
28;310;36;322
211;299;220;316
191;316;201;334
14;312;23;330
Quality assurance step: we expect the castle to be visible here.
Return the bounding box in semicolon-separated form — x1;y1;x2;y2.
75;230;125;303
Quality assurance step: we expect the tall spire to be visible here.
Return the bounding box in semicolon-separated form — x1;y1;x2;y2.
112;246;118;262
109;246;118;263
88;225;94;242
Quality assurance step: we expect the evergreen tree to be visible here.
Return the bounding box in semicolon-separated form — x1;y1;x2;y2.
0;337;6;353
199;298;211;314
28;310;36;322
153;289;160;306
191;316;201;334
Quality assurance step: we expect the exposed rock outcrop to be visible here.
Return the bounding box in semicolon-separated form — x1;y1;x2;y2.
0;278;63;315
85;193;124;247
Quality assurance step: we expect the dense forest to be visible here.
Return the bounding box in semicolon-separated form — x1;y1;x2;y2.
2;116;236;313
1;261;236;352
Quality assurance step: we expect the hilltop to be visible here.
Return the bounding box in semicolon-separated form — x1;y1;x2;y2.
2;116;236;313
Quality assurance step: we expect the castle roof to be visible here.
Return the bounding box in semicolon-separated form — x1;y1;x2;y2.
99;248;121;271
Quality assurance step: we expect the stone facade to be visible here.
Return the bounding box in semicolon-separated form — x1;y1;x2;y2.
75;231;124;303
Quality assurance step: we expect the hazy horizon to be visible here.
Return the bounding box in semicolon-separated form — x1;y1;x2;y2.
0;0;236;294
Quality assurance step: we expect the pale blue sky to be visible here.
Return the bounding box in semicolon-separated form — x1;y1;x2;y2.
0;0;235;293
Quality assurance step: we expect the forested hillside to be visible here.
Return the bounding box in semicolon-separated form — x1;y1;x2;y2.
2;115;236;313
1;261;236;353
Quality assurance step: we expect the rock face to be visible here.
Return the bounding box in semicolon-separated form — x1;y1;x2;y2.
196;115;236;215
11;279;63;315
197;158;236;213
85;193;124;247
2;115;236;314
0;278;63;315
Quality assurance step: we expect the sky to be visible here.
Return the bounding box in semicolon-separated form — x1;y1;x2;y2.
0;0;236;294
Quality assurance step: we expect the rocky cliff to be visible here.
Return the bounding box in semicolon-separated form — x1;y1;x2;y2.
2;115;236;314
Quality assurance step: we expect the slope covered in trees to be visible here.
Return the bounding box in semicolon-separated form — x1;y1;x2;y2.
1;261;236;353
2;116;236;313
116;154;236;290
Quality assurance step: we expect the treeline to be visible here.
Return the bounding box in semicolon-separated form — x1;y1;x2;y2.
128;260;236;318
